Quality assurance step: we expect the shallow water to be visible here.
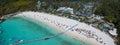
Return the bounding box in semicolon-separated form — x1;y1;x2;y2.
0;16;90;45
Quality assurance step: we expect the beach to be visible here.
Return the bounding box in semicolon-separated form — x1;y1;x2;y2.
15;11;115;45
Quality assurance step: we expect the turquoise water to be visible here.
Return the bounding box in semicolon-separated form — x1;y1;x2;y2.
0;16;90;45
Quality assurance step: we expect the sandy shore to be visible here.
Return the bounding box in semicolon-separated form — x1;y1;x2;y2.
15;11;115;45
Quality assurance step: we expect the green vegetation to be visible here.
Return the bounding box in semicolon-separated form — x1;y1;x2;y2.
95;0;120;45
0;0;36;15
0;0;120;45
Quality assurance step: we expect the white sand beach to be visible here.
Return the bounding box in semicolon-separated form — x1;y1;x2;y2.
15;11;115;45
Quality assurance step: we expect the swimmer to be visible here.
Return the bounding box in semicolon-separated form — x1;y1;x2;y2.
44;38;50;40
18;40;24;42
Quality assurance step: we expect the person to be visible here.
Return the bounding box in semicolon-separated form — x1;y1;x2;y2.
44;38;50;40
104;43;106;45
16;40;24;43
99;38;103;43
18;40;24;43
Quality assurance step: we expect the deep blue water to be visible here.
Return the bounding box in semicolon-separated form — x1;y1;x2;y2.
0;15;90;45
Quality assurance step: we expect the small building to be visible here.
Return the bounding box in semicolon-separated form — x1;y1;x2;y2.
37;0;41;10
109;28;117;37
94;15;104;20
75;2;95;16
57;7;73;14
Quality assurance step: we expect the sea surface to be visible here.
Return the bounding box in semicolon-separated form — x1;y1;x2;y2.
0;15;90;45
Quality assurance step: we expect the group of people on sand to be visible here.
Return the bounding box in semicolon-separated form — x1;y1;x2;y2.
33;14;70;29
73;28;106;45
22;14;70;30
28;14;107;45
22;14;108;45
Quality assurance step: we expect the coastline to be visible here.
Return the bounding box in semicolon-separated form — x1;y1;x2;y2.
15;11;115;45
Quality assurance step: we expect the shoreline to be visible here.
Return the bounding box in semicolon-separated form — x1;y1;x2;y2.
15;11;115;45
